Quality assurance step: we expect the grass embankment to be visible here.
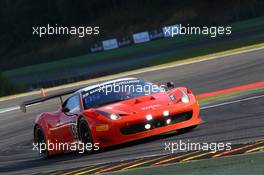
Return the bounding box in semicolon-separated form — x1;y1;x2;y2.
1;43;263;100
3;35;204;77
0;73;25;96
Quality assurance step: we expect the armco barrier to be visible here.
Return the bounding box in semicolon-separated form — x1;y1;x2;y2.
90;43;103;53
149;29;164;40
118;37;132;47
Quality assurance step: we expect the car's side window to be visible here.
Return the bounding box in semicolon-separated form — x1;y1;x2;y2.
64;94;81;113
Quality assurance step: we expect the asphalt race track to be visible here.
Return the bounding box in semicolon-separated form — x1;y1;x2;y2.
0;48;264;174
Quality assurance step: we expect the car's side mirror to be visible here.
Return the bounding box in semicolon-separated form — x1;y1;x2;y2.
166;82;175;89
61;107;70;113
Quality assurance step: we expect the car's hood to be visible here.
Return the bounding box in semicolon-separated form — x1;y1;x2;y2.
96;91;181;116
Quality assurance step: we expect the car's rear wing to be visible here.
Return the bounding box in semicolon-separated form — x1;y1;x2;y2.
20;88;80;112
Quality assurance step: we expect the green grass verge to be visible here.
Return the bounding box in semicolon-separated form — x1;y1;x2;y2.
3;16;264;77
231;16;264;32
3;35;204;77
147;35;264;66
111;152;264;175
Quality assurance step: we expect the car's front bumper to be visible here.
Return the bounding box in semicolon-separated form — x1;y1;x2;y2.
91;100;201;148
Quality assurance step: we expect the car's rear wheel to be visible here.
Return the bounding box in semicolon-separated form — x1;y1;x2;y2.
34;125;49;158
78;118;94;153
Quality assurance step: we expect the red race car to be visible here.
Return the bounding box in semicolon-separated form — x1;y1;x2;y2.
21;78;202;157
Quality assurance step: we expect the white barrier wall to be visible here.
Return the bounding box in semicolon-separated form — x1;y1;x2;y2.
163;24;180;37
102;38;119;50
133;31;150;43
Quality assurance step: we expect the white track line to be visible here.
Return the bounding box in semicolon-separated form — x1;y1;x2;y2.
1;94;264;115
0;106;19;114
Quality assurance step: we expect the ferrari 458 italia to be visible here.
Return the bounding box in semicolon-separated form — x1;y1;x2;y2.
21;77;202;157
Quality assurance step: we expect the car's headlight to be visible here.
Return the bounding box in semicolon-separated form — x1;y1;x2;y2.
163;110;169;116
146;114;153;121
180;89;190;103
96;110;120;120
109;114;120;120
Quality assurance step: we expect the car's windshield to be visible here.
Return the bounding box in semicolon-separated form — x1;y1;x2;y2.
82;79;161;109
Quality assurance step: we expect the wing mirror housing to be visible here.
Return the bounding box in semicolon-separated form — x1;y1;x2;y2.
62;107;70;113
166;82;175;89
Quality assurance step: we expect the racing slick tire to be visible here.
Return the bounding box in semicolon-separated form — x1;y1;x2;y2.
78;118;94;154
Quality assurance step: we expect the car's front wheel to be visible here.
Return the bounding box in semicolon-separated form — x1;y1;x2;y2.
78;118;94;154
